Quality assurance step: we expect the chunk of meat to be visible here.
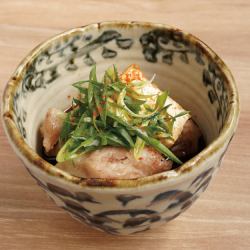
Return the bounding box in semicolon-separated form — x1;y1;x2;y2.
171;119;202;160
56;147;172;179
40;108;66;153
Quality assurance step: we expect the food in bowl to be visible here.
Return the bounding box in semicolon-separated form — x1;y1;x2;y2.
40;64;203;179
1;21;239;235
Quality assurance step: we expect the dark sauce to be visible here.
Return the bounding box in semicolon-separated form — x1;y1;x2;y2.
37;126;57;165
41;149;57;165
172;135;205;169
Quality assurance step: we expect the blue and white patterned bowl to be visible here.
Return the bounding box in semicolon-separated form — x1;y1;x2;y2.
1;21;239;235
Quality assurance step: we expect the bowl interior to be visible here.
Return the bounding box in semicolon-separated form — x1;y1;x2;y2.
9;23;230;163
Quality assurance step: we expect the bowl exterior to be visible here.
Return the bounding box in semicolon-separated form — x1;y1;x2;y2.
11;138;228;235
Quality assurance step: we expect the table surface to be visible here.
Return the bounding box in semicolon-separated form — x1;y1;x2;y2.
0;0;249;249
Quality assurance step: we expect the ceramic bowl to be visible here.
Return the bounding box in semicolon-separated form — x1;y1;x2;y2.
1;21;239;235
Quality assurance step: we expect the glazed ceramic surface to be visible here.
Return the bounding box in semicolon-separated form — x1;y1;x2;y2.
1;21;239;235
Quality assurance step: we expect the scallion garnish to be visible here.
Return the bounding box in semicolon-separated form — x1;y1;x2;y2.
57;65;188;164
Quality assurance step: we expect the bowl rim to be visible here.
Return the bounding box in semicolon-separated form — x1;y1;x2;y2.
1;21;240;188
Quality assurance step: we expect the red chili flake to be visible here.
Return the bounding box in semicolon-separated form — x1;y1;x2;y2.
119;64;144;84
97;106;103;113
139;157;143;160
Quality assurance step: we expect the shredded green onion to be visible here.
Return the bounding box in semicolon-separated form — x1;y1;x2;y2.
57;65;187;164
